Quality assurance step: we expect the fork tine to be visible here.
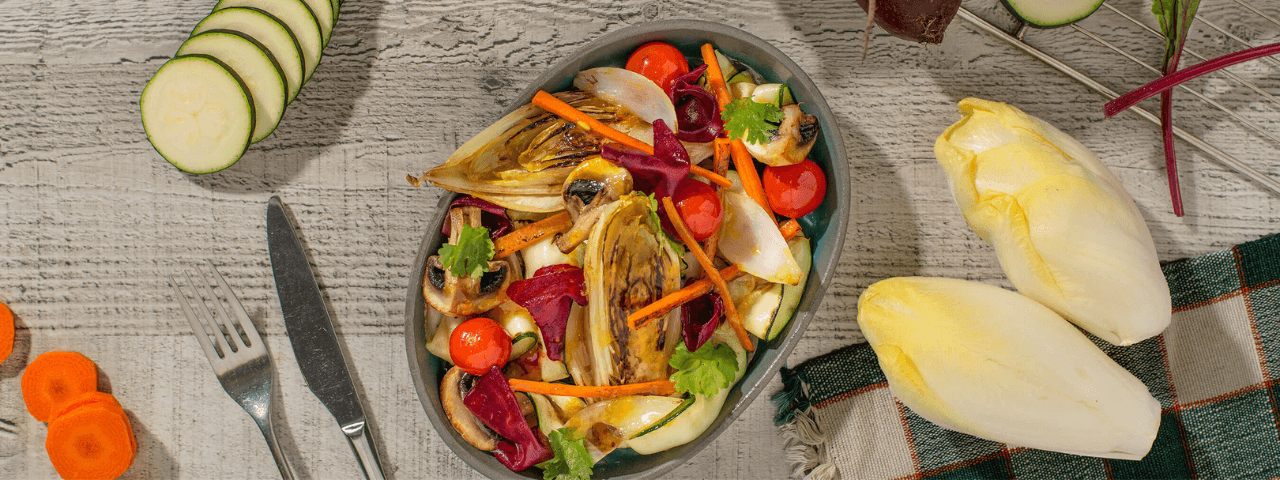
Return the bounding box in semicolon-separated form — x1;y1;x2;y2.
206;262;264;348
171;272;224;362
194;264;248;352
183;268;238;356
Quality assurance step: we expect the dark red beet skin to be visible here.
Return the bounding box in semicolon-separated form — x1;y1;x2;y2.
855;0;962;44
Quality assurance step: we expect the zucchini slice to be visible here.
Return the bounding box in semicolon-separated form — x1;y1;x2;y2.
299;0;335;46
193;7;304;103
177;31;287;143
1001;0;1103;28
140;55;254;174
214;0;323;83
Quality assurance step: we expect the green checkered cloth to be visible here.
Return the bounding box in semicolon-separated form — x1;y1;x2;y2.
773;234;1280;480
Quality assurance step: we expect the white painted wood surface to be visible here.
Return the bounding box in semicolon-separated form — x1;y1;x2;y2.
2;0;1278;477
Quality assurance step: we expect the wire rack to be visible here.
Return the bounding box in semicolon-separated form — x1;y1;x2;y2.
958;0;1280;195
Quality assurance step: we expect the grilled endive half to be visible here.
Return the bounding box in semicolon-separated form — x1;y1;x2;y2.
934;98;1170;345
858;277;1161;460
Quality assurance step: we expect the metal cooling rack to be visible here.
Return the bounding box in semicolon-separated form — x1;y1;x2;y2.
957;0;1280;195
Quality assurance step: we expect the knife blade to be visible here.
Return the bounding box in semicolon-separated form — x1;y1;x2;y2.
267;196;387;480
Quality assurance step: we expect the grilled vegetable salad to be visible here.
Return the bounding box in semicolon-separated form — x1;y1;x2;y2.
412;41;825;477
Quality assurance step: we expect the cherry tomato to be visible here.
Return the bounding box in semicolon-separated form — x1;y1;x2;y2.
763;159;827;219
625;42;690;91
449;317;511;375
672;178;723;241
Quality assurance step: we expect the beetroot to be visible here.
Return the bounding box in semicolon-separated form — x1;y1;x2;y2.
667;65;724;143
601;119;690;200
462;367;552;471
681;292;724;352
506;264;587;361
440;195;511;238
855;0;961;44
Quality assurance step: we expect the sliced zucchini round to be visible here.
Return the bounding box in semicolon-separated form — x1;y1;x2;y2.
509;332;539;361
141;55;254;174
214;0;322;83
1000;0;1104;28
751;83;794;107
298;0;334;46
178;31;287;143
192;7;304;103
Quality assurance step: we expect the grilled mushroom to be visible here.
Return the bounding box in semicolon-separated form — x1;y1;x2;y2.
554;157;633;253
743;104;819;167
425;206;522;317
441;366;500;451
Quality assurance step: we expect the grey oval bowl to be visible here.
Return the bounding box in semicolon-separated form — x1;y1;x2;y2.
405;19;850;480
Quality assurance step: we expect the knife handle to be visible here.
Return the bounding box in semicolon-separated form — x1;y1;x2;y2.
342;421;387;480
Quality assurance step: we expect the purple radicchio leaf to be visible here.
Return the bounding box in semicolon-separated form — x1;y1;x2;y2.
667;65;724;143
462;367;552;472
505;264;587;361
440;195;512;239
681;291;724;352
601;119;690;200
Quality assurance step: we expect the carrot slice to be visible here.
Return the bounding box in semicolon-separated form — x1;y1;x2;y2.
629;223;802;329
0;302;13;363
508;378;675;399
690;165;732;188
700;44;732;108
701;139;732;260
699;44;773;216
662;197;753;352
22;351;99;422
46;404;136;480
492;212;572;259
532;91;654;155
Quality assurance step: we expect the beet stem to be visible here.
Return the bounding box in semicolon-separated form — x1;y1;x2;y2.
1106;41;1280;117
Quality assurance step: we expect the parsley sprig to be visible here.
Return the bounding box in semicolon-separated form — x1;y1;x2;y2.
437;224;494;279
537;428;593;480
722;98;783;145
669;341;738;397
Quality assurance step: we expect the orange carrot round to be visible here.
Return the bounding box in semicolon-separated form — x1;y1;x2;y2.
22;351;99;422
46;403;136;480
0;302;13;363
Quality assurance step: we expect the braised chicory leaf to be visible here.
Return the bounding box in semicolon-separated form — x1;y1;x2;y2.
441;195;512;238
506;264;588;361
667;65;723;143
669;341;738;397
681;292;723;352
601;119;689;200
536;428;593;480
463;367;552;471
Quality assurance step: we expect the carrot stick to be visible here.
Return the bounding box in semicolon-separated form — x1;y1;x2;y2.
729;140;773;216
690;165;732;188
701;139;732;260
700;44;732;108
629;224;802;329
663;198;754;352
0;302;13;363
46;403;136;480
492;212;572;259
532;91;654;155
508;378;676;399
22;351;99;422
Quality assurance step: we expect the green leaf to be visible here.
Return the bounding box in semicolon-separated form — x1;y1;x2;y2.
537;428;593;480
722;98;784;145
1151;0;1202;72
669;341;738;397
437;224;494;279
643;193;687;269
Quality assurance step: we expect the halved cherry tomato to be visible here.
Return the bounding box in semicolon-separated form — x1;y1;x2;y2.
672;178;723;241
763;159;827;219
449;317;511;375
625;42;690;92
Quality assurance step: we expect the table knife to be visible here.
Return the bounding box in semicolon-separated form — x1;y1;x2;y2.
267;196;387;480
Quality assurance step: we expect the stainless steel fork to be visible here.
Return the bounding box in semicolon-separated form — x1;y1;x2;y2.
170;263;296;480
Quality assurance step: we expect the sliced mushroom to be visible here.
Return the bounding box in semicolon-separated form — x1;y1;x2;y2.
441;366;500;451
554;157;633;253
425;206;522;317
744;104;819;167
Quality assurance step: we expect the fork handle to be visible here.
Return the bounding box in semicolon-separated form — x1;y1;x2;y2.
342;421;386;480
258;421;297;480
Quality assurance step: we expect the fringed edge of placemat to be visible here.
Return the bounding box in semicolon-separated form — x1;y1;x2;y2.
772;365;839;480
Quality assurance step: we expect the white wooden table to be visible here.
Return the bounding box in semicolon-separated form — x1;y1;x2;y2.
3;0;1278;477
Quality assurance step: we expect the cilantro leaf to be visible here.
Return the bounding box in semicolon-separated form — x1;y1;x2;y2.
722;98;783;145
437;224;494;279
537;428;593;480
669;341;738;397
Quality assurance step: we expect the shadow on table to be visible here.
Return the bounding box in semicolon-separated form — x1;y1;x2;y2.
182;0;391;192
0;313;31;380
122;411;177;480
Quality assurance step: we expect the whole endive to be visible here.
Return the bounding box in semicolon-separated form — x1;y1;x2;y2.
934;98;1170;345
858;277;1161;460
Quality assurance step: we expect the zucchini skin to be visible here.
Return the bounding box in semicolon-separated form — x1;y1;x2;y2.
999;0;1104;28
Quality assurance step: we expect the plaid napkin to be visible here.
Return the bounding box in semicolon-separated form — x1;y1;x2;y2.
772;233;1280;480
